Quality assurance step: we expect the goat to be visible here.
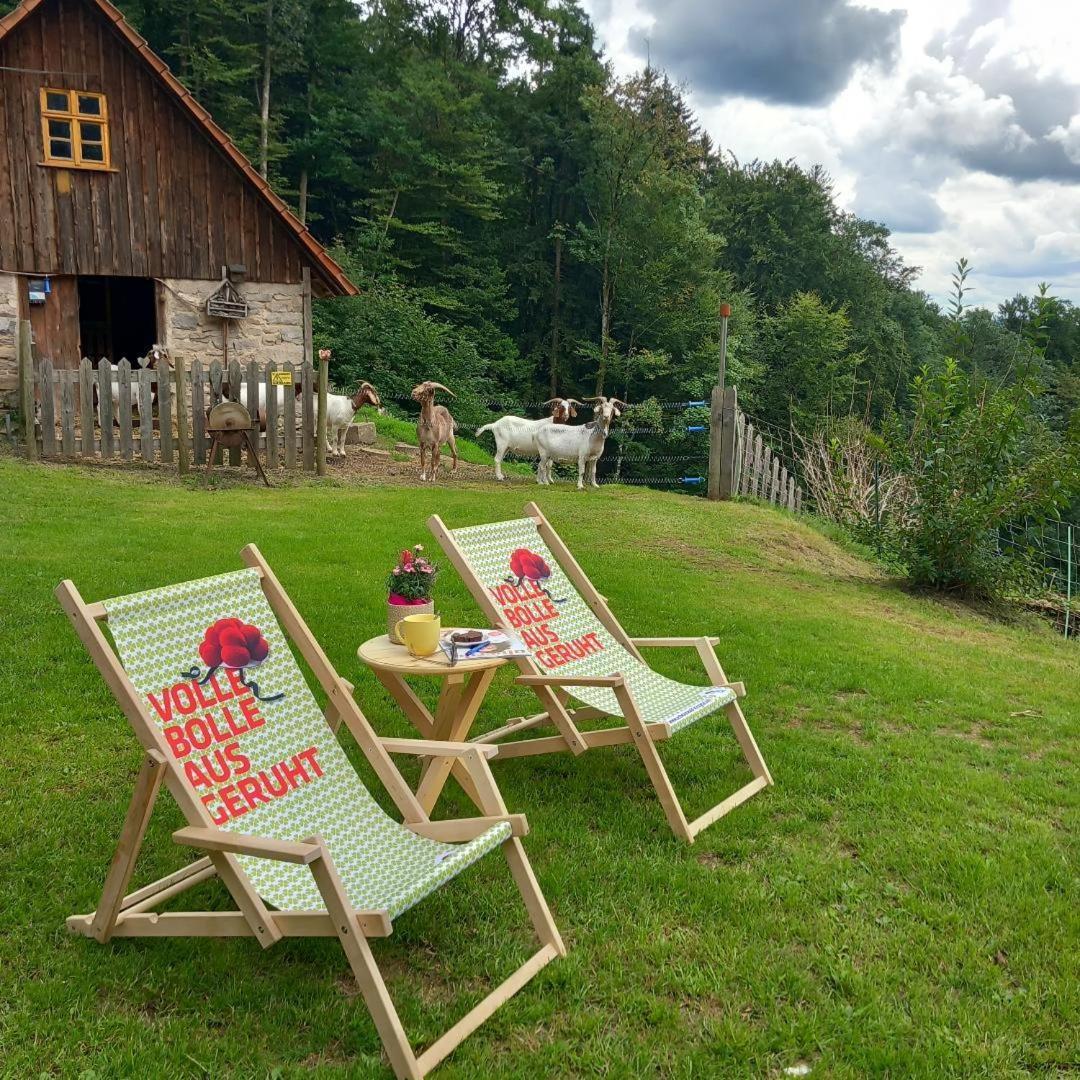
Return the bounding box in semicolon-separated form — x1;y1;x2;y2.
536;395;627;489
236;380;303;432
411;381;457;482
325;382;383;458
95;344;169;426
475;398;582;481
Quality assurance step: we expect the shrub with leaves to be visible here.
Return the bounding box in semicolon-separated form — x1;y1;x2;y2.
881;359;1079;599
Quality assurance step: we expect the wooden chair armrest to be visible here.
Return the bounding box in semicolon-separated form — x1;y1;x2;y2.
516;674;623;688
630;636;716;648
173;826;321;865
407;814;528;841
380;738;499;759
629;637;745;696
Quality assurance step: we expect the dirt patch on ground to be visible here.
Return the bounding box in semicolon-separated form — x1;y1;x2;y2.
325;445;505;487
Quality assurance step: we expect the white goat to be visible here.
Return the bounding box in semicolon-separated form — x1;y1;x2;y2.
475;398;581;481
536;396;626;489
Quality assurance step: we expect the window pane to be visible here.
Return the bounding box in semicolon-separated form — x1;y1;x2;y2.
81;143;105;162
49;139;73;159
77;95;102;116
79;121;102;142
48;118;72;138
45;91;69;112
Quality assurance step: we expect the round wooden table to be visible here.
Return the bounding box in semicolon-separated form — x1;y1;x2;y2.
358;631;508;812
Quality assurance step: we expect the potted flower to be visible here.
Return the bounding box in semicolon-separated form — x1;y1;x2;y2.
386;545;437;639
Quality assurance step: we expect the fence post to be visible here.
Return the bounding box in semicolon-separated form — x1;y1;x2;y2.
174;355;190;475
39;357;56;456
873;459;882;554
1066;524;1073;641
17;319;37;460
720;387;738;499
316;351;328;477
708;385;739;501
707;385;722;500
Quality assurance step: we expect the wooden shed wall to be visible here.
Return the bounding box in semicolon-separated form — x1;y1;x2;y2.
0;0;310;284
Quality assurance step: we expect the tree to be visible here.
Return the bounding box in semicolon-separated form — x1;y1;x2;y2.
760;293;861;431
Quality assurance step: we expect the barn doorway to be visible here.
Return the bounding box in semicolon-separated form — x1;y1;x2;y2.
78;276;157;363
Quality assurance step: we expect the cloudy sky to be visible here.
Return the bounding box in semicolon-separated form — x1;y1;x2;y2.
581;0;1080;309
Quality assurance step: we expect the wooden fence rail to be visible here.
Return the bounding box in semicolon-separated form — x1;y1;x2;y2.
708;385;803;511
26;353;319;473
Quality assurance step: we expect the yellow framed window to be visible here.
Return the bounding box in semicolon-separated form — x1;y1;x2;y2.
40;89;110;169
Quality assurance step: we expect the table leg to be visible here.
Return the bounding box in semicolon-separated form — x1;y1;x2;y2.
416;667;497;813
373;669;436;738
417;677;466;785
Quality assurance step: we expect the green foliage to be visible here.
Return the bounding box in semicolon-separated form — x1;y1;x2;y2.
761;292;862;430
57;0;1073;474
881;359;1079;599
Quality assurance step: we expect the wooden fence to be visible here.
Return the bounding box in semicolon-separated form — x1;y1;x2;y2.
24;348;323;474
708;385;803;511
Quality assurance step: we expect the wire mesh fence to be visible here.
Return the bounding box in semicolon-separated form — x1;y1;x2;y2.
999;520;1076;638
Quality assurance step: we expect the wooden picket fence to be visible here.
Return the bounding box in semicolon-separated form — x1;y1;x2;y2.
26;352;320;472
708;385;803;511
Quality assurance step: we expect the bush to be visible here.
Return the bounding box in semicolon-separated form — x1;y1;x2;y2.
795;417;909;541
881;359;1079;599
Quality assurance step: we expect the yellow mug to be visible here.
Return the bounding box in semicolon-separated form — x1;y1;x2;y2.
396;613;441;657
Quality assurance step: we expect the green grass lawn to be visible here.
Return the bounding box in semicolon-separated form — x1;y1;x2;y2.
0;456;1076;1078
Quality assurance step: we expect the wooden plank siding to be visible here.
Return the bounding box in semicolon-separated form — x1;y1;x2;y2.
0;0;326;288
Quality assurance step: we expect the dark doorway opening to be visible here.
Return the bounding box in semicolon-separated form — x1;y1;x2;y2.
78;276;157;363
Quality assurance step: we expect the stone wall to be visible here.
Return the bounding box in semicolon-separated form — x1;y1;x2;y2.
0;273;18;410
159;279;307;368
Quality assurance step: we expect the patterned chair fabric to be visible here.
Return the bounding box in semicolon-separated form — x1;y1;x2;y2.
104;568;510;917
449;517;736;734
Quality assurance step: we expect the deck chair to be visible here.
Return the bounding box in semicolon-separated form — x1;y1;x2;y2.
429;503;773;843
56;545;563;1080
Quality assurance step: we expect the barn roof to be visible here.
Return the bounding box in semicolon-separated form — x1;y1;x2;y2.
0;0;359;297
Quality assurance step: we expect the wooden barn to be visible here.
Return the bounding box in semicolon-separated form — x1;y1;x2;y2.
0;0;357;411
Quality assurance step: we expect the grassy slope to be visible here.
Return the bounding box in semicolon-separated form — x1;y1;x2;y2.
0;457;1076;1078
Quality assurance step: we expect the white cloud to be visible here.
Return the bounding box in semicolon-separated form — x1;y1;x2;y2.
580;0;1080;306
1049;115;1080;165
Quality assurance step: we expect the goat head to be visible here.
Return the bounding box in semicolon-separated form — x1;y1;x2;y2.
411;380;455;401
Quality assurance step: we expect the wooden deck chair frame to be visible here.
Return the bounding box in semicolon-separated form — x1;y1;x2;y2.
56;544;564;1080
429;502;773;843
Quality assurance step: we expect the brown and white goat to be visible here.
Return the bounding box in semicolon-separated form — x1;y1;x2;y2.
411;381;458;481
536;395;627;489
475;398;582;481
325;381;383;458
94;344;169;426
